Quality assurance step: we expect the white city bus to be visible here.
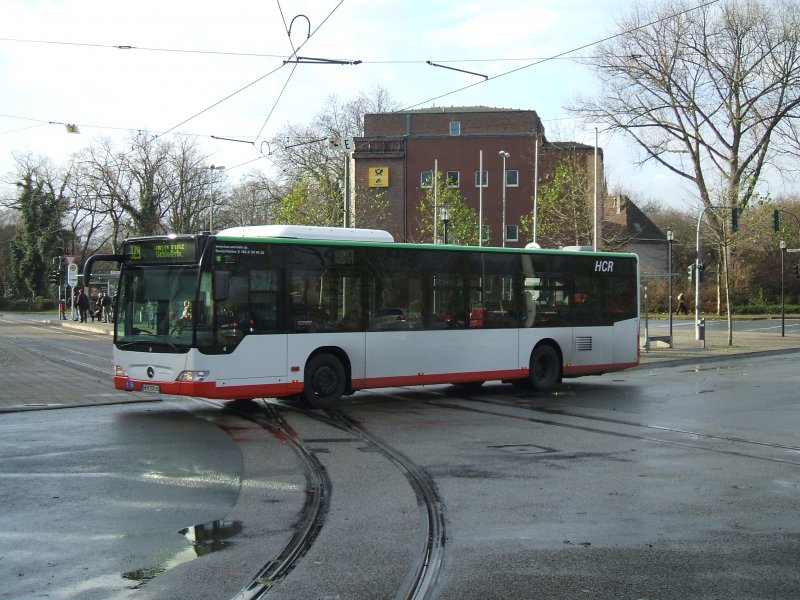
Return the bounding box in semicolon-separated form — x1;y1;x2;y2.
85;225;640;408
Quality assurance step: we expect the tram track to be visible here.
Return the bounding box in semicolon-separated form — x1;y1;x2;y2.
195;398;445;600
4;333;111;376
320;407;446;600
417;390;800;466
189;398;331;600
1;317;113;375
469;394;800;455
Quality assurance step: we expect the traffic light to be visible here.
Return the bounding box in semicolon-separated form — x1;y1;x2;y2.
773;210;781;232
687;264;695;284
731;207;741;231
49;269;61;284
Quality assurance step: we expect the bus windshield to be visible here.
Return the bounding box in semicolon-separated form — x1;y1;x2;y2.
115;264;201;352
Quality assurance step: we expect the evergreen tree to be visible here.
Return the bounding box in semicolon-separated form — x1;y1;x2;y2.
7;166;67;305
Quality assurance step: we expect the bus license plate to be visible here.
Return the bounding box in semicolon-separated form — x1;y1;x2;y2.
142;383;160;393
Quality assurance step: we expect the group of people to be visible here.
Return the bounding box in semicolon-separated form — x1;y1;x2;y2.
67;288;114;323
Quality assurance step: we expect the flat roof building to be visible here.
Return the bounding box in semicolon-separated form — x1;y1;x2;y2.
352;106;604;247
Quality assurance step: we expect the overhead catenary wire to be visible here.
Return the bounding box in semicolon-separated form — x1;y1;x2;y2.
399;0;723;111
0;0;724;173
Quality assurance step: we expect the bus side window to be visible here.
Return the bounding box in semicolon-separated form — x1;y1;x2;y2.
249;292;278;332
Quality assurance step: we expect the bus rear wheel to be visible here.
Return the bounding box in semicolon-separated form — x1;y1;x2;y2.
303;353;346;409
530;344;560;391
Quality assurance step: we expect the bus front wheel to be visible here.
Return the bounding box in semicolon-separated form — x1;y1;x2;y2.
530;344;560;391
303;353;346;409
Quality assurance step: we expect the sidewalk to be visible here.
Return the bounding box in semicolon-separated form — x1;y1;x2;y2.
54;319;114;335
638;319;800;365
56;318;115;336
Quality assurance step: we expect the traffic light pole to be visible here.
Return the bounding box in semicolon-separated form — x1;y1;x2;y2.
780;241;786;337
694;206;799;343
693;205;744;343
775;209;800;339
694;208;712;343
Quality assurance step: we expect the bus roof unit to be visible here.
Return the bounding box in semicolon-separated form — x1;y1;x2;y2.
216;225;395;243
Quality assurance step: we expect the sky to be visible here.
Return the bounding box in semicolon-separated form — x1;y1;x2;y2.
0;0;710;210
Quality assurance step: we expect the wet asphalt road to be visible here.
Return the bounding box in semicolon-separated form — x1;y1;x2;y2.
1;315;799;599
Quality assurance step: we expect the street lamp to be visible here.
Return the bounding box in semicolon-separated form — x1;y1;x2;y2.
498;151;510;247
207;165;225;232
440;203;450;244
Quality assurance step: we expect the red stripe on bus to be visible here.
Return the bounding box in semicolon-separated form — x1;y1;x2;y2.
351;369;527;389
114;359;638;401
562;361;638;377
113;376;304;399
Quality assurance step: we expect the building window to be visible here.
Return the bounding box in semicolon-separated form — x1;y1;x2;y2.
506;170;519;187
449;121;461;136
421;170;433;188
505;224;519;243
445;171;460;187
474;170;488;188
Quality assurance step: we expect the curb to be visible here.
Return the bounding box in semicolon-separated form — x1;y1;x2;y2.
46;319;115;336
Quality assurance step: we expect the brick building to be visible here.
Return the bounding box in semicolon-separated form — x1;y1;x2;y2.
351;106;604;246
604;194;668;276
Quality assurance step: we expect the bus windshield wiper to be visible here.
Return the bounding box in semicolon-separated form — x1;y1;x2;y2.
118;331;181;352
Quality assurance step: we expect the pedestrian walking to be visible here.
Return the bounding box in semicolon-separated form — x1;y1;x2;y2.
77;288;90;323
676;292;689;315
101;291;113;322
72;289;80;320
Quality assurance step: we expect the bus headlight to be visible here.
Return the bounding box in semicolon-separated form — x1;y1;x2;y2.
114;365;128;377
176;370;210;383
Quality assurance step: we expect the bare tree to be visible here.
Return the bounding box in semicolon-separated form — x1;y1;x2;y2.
76;137;135;252
62;157;114;259
162;136;222;234
270;86;400;227
220;173;285;229
571;0;800;342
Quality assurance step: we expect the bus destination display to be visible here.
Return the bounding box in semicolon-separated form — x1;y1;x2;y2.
126;240;199;263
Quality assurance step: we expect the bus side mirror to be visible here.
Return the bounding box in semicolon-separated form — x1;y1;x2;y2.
213;271;230;301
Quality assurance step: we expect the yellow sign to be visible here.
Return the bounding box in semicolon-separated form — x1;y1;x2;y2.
368;167;389;188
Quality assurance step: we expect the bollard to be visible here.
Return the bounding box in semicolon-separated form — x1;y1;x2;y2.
697;318;705;348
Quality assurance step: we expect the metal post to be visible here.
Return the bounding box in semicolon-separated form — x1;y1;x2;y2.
642;284;650;352
344;154;350;228
593;127;598;251
694;207;710;342
441;204;450;245
667;227;674;347
479;150;484;247
433;159;438;244
780;240;786;337
499;151;510;247
533;136;539;245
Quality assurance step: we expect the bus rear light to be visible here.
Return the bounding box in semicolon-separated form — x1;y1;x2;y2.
176;370;210;383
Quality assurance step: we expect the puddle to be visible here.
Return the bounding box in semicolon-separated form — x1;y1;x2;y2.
123;519;242;587
488;443;555;455
180;519;243;555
